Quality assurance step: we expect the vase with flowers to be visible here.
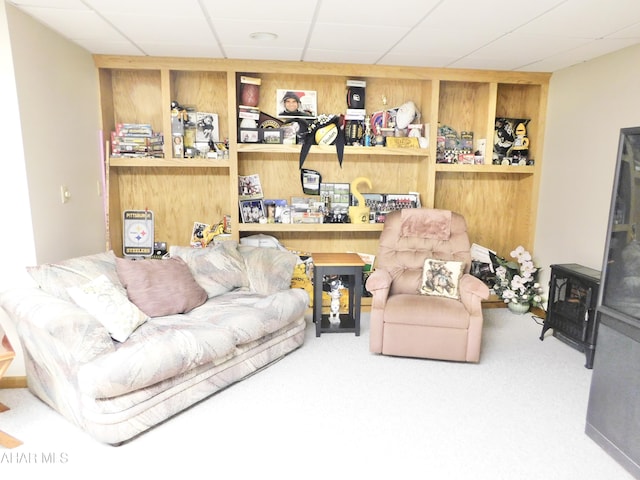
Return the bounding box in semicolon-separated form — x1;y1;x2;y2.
491;246;544;314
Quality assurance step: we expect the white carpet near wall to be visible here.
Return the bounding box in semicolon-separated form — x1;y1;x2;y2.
0;309;635;480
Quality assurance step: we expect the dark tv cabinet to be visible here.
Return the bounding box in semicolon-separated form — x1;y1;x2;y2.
539;263;601;368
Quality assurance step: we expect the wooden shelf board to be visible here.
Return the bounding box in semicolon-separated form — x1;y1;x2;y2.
239;223;385;233
435;164;535;174
109;157;231;168
237;144;427;157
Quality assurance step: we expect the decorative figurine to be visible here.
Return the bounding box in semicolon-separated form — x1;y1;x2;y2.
364;116;372;147
328;280;343;326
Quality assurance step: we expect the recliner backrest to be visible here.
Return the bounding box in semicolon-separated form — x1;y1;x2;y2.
375;209;472;295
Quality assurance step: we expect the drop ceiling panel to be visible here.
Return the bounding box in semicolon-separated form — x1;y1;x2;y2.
85;0;202;16
224;45;304;62
314;0;441;27
303;49;389;65
417;0;568;32
307;23;408;54
15;7;125;42
103;14;216;45
517;0;640;38
7;0;640;72
201;0;318;22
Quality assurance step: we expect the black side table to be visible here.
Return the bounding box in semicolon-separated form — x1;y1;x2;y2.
312;253;365;337
539;263;601;368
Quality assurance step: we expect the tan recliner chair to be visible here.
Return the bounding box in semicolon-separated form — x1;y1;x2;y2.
366;208;490;362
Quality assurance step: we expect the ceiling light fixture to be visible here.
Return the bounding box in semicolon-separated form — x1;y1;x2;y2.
249;32;278;41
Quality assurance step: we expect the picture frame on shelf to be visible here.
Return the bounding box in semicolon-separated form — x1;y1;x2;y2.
239;128;260;143
320;182;350;211
238;173;264;200
262;128;284;144
240;199;266;223
195;112;219;143
263;199;288;223
277;89;317;119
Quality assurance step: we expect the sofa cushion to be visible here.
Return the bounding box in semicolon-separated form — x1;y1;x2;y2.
419;258;464;299
26;250;122;302
238;245;298;295
170;241;248;298
67;274;149;342
77;316;237;398
193;288;310;345
115;257;207;317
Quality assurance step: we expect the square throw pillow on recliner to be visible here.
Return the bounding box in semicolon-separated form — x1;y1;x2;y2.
419;258;465;300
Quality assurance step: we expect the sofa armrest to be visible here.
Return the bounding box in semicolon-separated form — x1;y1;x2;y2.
0;287;114;366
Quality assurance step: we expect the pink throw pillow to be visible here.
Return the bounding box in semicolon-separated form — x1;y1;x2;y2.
116;257;207;317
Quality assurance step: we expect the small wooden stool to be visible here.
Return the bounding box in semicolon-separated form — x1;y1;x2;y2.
0;325;23;448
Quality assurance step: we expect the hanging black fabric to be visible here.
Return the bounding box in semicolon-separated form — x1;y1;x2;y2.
299;115;346;169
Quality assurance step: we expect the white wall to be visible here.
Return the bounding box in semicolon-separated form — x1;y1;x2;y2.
0;3;105;376
535;43;640;292
8;4;106;264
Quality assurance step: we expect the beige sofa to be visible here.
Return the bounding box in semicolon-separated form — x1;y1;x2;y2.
0;241;309;444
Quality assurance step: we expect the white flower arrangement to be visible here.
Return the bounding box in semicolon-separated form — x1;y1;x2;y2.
491;246;544;307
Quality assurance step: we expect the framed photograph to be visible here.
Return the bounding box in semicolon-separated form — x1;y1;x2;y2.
239;199;266;223
262;128;284;144
196;112;219;143
276;89;317;119
263;199;288;223
239;127;260;143
238;173;264;200
320;182;350;210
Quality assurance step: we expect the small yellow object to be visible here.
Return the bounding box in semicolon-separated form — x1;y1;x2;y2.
349;177;372;224
202;222;224;247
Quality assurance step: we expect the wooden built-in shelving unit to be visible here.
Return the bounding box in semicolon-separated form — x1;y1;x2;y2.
95;56;549;260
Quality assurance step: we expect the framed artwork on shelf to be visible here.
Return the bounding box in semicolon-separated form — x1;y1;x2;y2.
196;112;219;143
263;199;288;223
239;128;260;143
262;128;284;144
238;174;264;200
240;199;266;223
276;89;317;119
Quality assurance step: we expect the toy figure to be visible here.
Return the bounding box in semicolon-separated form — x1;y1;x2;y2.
328;279;343;326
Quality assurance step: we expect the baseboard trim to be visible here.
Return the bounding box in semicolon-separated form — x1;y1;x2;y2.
0;377;27;389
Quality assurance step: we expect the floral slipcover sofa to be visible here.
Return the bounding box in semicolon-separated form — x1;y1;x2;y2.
0;241;309;444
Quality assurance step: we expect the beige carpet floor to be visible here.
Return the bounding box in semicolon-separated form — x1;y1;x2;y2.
0;308;635;479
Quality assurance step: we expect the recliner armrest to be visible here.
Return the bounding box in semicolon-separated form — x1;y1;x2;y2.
365;269;392;309
458;274;490;313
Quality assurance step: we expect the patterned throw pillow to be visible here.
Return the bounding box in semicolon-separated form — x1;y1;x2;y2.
170;241;248;298
115;257;208;317
67;274;149;342
238;245;298;295
419;259;465;300
27;250;122;302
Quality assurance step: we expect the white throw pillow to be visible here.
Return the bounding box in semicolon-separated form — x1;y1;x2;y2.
67;274;149;342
